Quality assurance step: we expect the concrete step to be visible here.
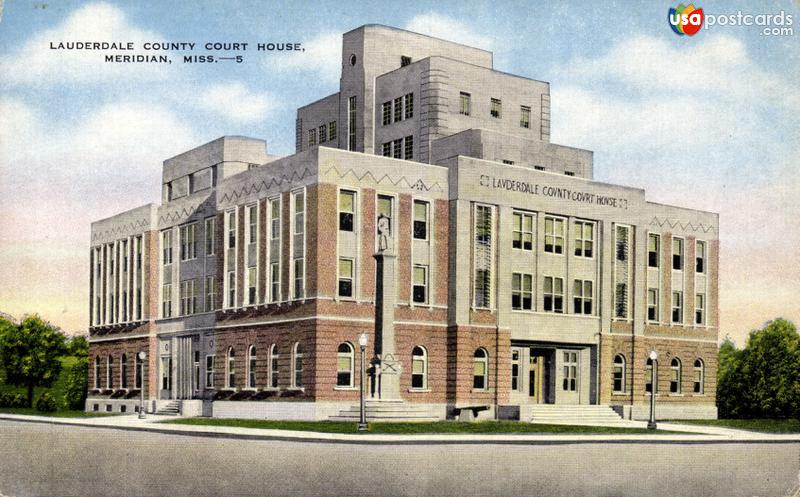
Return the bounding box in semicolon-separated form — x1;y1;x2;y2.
330;401;440;423
529;404;625;425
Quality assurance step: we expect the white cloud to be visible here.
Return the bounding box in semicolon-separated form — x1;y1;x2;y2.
197;82;275;124
0;2;176;86
268;31;341;86
404;13;495;51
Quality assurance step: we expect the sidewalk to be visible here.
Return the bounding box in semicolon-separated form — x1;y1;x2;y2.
1;413;798;445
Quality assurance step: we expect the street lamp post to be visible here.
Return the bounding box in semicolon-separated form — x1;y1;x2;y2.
138;351;147;419
647;350;658;430
358;333;368;432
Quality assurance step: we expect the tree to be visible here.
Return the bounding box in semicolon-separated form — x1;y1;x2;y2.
66;335;89;358
0;315;67;407
64;357;89;410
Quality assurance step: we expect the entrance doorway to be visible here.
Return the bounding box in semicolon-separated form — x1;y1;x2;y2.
509;346;553;405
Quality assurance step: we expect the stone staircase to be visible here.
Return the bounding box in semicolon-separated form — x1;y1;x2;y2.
529;404;627;426
155;400;182;416
329;400;440;423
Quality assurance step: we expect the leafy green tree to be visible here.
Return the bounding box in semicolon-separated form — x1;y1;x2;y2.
64;357;89;410
0;315;67;407
67;335;89;358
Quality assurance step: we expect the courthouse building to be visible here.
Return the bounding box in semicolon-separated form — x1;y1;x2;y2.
86;24;719;421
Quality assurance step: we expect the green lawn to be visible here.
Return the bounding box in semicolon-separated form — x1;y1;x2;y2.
163;418;674;435
0;355;89;416
674;418;800;433
0;407;114;418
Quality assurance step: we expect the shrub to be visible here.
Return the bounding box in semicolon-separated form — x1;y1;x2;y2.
124;389;141;399
0;392;28;408
252;390;279;400
64;358;89;410
35;392;57;412
213;390;234;401
229;390;254;401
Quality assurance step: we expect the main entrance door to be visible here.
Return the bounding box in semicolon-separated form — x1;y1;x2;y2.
509;346;550;405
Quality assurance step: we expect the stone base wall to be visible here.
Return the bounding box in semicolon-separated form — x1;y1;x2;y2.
622;403;718;421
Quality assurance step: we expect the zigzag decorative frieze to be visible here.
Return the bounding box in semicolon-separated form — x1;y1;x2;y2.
649;216;717;234
219;168;313;204
322;165;444;192
92;218;151;242
158;203;207;225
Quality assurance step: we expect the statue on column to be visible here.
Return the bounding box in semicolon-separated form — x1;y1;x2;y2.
377;214;391;253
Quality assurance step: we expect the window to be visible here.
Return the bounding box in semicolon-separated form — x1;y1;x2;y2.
348;96;356;151
94;356;101;389
269;344;279;388
573;280;593;315
308;128;316;147
107;356;114;389
227;211;237;249
413;200;428;240
161;356;172;390
511;273;533;310
205;355;215;388
412;265;428;304
490;98;502;118
248;346;257;389
319;124;327;143
511;350;520;391
180;224;197;260
543;276;564;313
693;359;704;394
564;171;575;177
544;216;564;254
404;135;413;160
226;348;235;389
328;121;337;141
180;279;197;315
615;283;628;319
502;160;514;165
411;346;427;390
563;351;577;391
645;357;658;393
616;225;629;262
382;142;391;157
338;258;354;298
336;343;354;387
696;241;706;273
673;238;684;270
162;283;172;318
473;348;488;390
400;55;411;67
339;190;355;232
270;198;280;240
292;342;303;388
670;358;682;393
205;217;216;256
647;288;659;321
520;105;531;128
294;258;305;299
573;220;594;257
382;101;391;126
474;205;493;309
613;354;626;393
393;96;403;122
512;212;534;250
193;350;200;390
205;276;216;312
475;205;492;245
270;262;280;302
227;271;236;308
695;294;705;325
393;139;402;159
534;165;545;171
459;92;471;116
135;353;143;389
247;267;257;305
648;233;660;268
120;354;128;389
404;93;414;119
162;230;173;265
247;204;258;245
293;190;305;234
672;291;683;323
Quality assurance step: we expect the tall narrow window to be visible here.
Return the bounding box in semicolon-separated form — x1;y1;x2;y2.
673;238;684;270
193;350;200;390
269;344;279;388
338;258;354;298
474;205;493;308
645;358;657;393
120;354;128;389
613;354;626;393
180;223;197;261
292;343;303;388
404;135;413;160
672;291;683;323
411;346;427;390
647;288;659;321
270;262;280;302
205;355;215;388
511;350;520;391
227;271;235;308
162;283;172;318
162;230;173;265
247;267;257;305
490;98;502;118
393;139;402;159
412;265;428;304
520;105;531;128
616;225;629;262
382;142;391;157
563;351;578;391
459;92;471;116
393;96;403;122
227;211;237;250
348;96;356;151
377;194;393;234
544;216;564;254
248;346;257;389
294;258;305;299
573;280;593;315
511;273;533;310
693;359;704;394
382;101;391;126
294;191;305;235
413;200;428;240
107;356;114;389
473;348;488;390
94;356;101;389
328;121;336;141
226;347;235;389
404;93;414;119
339;190;355;232
308;129;316;147
247;204;258;245
615;283;628;319
543;276;564;313
696;241;706;273
205;276;217;312
336;342;354;387
319;124;327;143
670;358;682;393
648;233;660;267
512;212;534;250
180;279;197;315
574;221;594;257
270;198;280;240
205;217;216;256
695;294;705;325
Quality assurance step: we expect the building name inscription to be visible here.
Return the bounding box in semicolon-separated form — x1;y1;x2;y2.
48;41;304;64
479;174;630;210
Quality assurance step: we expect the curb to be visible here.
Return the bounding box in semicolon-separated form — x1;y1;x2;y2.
2;414;799;446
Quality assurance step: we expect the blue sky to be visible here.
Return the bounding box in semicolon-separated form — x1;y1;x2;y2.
0;0;798;344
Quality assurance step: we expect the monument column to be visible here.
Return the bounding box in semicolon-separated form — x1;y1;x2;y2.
374;214;402;400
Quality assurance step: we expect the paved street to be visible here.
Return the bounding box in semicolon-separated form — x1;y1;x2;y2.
0;419;798;497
